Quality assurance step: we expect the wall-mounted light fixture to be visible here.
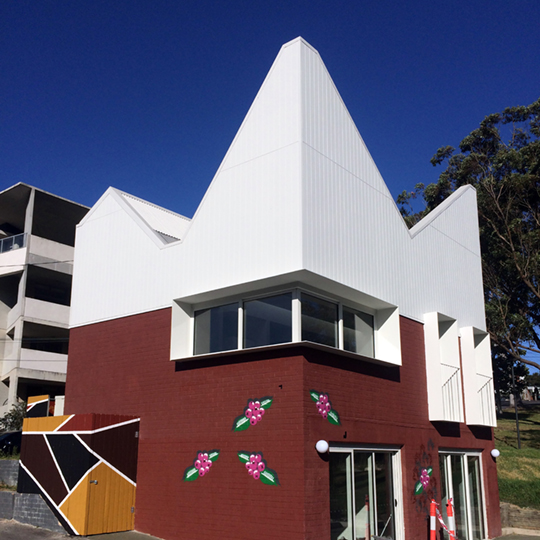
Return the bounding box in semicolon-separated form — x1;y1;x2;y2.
491;449;500;458
315;440;329;453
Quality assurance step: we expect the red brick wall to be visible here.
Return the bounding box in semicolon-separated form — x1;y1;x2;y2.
66;309;501;540
301;316;501;539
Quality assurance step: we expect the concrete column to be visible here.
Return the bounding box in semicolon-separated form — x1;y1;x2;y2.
6;369;18;408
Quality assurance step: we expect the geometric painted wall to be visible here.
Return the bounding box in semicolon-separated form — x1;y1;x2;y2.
18;414;139;536
26;395;51;418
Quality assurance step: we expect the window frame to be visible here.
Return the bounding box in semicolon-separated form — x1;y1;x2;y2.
189;288;378;358
439;450;487;540
329;445;405;540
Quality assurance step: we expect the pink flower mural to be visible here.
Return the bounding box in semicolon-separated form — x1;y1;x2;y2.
183;450;220;481
245;453;266;480
232;397;273;431
310;390;340;425
237;451;279;486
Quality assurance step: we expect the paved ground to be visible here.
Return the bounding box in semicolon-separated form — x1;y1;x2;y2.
1;519;539;540
0;519;162;540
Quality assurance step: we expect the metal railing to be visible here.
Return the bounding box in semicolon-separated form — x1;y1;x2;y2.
0;233;26;254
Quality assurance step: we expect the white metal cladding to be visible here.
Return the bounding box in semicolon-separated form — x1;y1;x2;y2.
70;37;487;343
70;191;176;326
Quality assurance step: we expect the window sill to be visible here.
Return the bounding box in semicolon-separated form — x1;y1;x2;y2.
172;340;400;367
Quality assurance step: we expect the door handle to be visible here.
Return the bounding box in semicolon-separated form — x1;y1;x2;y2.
90;480;98;485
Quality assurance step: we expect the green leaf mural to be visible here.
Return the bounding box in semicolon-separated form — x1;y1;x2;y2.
414;481;423;495
233;415;251;431
311;390;341;425
183;466;199;482
259;468;280;486
183;450;220;481
232;397;273;431
238;451;280;486
327;409;340;425
237;452;250;464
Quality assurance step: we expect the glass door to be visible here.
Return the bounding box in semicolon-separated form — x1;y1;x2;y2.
439;453;485;540
330;449;398;540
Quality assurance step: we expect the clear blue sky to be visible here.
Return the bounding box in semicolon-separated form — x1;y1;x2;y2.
1;0;539;218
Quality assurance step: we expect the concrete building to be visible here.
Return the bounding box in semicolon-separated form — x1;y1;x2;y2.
0;183;88;415
62;38;500;539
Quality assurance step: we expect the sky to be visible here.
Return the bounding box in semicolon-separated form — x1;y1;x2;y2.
2;0;539;217
2;1;539;370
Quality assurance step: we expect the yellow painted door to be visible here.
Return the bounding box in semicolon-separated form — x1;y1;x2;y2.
86;462;136;535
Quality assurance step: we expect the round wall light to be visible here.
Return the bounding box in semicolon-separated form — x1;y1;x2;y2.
315;440;329;453
491;449;500;458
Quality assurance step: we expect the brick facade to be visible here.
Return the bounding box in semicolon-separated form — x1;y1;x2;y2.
65;309;501;540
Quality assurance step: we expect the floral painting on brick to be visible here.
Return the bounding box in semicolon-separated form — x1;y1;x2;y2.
310;390;340;425
411;439;438;516
232;397;273;431
183;450;220;481
237;451;280;486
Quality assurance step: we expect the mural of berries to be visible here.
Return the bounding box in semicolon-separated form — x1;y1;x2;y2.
309;390;340;425
232;397;273;431
183;450;220;481
414;467;433;495
237;451;280;486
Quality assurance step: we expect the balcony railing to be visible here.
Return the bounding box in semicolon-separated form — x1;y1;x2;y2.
0;233;26;254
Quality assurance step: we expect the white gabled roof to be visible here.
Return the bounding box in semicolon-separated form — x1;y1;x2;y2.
71;37;486;332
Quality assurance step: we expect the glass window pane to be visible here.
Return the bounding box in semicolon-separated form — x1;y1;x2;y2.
194;303;238;354
467;456;485;539
343;308;374;357
330;453;354;540
439;454;449;523
244;293;292;348
301;294;338;347
375;452;395;539
354;451;371;540
450;455;469;540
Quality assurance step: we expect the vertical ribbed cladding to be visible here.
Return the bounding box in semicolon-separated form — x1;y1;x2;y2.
174;38;305;297
299;37;409;303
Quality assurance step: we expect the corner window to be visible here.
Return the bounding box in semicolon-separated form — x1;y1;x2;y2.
178;288;400;365
194;303;238;355
343;307;374;357
301;293;338;347
244;293;292;348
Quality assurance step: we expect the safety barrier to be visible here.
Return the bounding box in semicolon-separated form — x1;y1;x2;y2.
429;499;457;540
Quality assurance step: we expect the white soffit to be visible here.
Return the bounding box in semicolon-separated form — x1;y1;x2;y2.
71;37;486;331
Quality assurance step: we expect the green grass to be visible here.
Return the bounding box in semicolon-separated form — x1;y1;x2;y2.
495;405;540;509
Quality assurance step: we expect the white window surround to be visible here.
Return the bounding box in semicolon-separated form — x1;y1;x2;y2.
460;327;496;427
329;445;405;540
171;286;401;366
424;312;464;423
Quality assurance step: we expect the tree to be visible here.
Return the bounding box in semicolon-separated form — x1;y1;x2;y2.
0;401;26;432
397;98;540;377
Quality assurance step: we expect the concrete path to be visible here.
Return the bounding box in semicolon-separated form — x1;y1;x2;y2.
2;519;539;540
0;519;162;540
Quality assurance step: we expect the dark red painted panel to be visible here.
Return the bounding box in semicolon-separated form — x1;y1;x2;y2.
79;421;139;482
19;434;68;505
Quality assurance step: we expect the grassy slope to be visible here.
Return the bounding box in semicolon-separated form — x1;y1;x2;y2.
494;406;540;509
